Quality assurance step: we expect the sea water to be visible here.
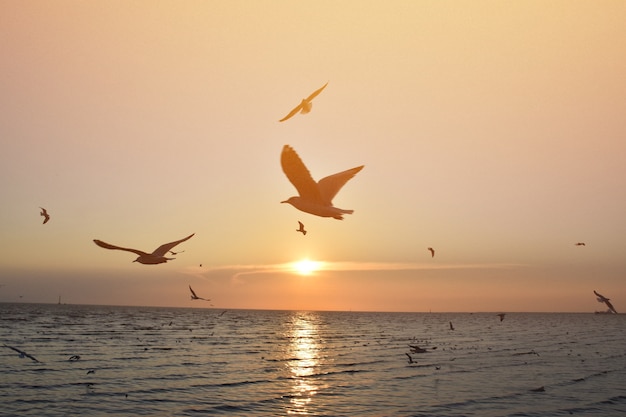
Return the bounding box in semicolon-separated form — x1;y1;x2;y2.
1;303;625;416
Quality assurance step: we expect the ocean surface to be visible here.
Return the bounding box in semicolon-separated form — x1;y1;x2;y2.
1;304;625;416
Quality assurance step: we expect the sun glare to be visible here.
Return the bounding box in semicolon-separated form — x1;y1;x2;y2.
292;259;322;276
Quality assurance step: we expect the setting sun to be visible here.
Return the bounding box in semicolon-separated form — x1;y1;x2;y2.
292;259;323;276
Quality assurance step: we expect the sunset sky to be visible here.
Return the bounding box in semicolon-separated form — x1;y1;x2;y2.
1;1;625;312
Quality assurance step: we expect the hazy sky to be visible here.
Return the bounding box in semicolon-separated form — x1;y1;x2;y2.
1;1;625;312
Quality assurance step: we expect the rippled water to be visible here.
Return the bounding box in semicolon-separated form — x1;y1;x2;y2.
1;303;625;416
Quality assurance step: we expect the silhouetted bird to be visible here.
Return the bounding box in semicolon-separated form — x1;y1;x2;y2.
428;247;435;257
594;290;618;314
575;242;586;246
279;82;328;122
281;145;363;220
497;313;506;321
3;345;41;363
189;285;210;301
93;234;194;264
39;207;50;224
296;221;307;235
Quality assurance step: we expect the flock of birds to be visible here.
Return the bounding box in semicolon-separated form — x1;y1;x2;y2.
32;82;617;314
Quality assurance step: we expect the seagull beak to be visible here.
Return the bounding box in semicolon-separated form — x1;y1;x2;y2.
280;200;287;204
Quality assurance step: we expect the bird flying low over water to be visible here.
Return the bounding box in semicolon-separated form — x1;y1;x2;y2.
428;247;435;258
189;285;210;301
279;82;328;122
3;344;41;363
40;207;50;224
497;313;506;322
281;145;364;220
93;233;194;265
296;221;307;235
594;290;618;314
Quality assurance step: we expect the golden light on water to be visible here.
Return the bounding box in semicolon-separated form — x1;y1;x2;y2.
286;313;322;415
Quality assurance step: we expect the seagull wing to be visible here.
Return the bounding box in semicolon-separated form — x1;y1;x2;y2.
317;165;364;204
298;221;304;229
279;102;304;122
281;145;323;202
594;290;609;302
151;233;195;257
305;82;328;102
189;285;198;298
605;299;618;314
93;240;148;256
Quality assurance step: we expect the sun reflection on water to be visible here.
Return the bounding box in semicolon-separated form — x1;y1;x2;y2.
286;312;322;415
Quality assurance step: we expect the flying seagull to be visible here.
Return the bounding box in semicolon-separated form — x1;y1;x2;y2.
428;247;435;258
3;344;41;363
279;82;328;122
575;242;586;246
296;221;307;235
93;233;194;264
594;290;618;314
189;285;210;301
280;145;364;220
39;207;50;224
497;313;506;321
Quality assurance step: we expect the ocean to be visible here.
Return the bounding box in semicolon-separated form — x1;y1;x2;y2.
1;303;625;416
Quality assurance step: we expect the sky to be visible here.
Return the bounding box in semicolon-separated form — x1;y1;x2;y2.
1;1;625;312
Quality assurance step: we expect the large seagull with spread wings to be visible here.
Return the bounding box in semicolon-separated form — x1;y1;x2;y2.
93;233;194;265
280;145;363;220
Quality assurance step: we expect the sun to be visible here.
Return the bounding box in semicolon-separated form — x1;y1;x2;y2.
292;259;323;276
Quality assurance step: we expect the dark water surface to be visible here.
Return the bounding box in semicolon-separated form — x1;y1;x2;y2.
1;303;625;416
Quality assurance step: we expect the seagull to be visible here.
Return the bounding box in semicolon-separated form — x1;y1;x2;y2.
39;207;50;224
405;353;414;364
296;221;307;235
93;233;194;264
575;242;586;246
68;355;81;361
280;145;364;220
428;247;435;257
497;313;506;322
3;344;41;363
449;321;454;331
189;285;210;301
594;290;618;314
279;82;328;122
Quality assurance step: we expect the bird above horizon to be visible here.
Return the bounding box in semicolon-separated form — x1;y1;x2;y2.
279;82;328;122
93;233;194;265
428;247;435;257
575;242;586;246
39;207;50;224
594;290;618;314
280;145;364;220
296;221;307;235
497;313;506;321
189;285;210;301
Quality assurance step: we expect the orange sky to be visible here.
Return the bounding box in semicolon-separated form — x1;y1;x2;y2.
1;1;625;312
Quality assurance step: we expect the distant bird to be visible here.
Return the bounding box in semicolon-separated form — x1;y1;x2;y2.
497;313;506;321
594;290;618;314
68;355;80;361
280;145;364;220
296;221;307;235
93;233;194;264
3;345;41;363
189;285;210;301
408;345;428;354
279;82;328;122
87;369;96;374
449;321;454;331
168;250;185;255
575;242;586;246
39;207;50;224
428;247;435;258
405;353;414;364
